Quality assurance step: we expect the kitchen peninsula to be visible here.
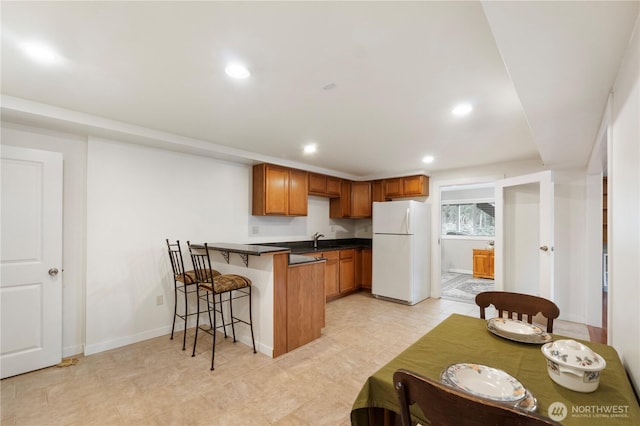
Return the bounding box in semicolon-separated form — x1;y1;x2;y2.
198;239;371;358
199;242;326;358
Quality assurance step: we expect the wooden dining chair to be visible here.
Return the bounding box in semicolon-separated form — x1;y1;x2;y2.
475;291;560;333
393;369;561;426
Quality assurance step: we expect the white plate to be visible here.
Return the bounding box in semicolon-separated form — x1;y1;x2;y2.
489;318;542;335
440;370;537;412
487;318;553;344
444;363;526;402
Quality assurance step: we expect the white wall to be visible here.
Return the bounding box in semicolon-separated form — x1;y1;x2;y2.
1;123;87;357
609;13;640;391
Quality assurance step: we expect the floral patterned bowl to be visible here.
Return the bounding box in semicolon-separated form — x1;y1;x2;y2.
541;339;606;392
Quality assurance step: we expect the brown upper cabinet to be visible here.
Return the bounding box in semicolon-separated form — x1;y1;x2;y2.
308;172;342;197
371;180;385;203
330;180;352;218
350;181;372;218
383;175;429;199
330;181;371;218
253;163;427;217
252;164;308;216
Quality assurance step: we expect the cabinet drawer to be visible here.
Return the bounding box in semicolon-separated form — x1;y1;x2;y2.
339;249;355;259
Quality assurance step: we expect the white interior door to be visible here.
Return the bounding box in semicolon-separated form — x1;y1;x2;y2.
1;145;63;379
494;171;554;299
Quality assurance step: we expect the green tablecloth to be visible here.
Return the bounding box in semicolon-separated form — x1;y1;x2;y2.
351;314;639;425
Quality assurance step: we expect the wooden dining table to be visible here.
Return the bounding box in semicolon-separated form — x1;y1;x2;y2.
350;314;640;425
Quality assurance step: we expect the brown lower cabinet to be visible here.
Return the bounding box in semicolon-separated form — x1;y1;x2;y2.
472;249;494;279
339;249;356;294
302;247;371;301
285;260;325;352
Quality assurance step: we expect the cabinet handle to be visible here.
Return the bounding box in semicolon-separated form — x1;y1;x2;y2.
539;245;549;252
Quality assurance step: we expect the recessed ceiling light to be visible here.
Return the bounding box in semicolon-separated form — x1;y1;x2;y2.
20;42;59;65
303;144;317;154
451;103;473;116
225;63;250;79
422;155;435;164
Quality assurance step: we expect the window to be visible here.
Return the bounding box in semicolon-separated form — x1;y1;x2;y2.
442;203;495;236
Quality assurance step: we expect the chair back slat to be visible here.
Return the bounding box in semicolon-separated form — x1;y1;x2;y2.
187;242;213;283
394;369;560;426
166;239;187;277
475;291;560;333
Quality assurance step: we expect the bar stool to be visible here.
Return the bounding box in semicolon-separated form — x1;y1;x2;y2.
187;242;256;370
166;239;221;350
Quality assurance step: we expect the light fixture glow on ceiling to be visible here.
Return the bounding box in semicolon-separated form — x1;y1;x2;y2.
303;144;317;154
21;42;59;65
451;103;473;116
422;155;435;164
225;63;250;79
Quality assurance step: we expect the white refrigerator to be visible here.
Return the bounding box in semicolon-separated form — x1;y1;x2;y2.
372;200;430;305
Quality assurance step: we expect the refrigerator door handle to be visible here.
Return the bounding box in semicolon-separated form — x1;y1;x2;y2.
406;208;410;234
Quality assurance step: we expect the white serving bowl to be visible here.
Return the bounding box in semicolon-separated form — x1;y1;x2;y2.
541;339;606;392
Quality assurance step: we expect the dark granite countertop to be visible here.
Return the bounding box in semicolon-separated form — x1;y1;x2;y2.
195;242;290;255
257;238;372;254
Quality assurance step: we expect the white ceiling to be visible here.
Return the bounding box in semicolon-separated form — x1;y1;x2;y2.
1;1;638;179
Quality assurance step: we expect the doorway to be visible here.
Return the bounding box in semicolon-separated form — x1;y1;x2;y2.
439;182;496;304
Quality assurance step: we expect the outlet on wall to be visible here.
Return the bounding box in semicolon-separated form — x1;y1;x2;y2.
156;295;163;306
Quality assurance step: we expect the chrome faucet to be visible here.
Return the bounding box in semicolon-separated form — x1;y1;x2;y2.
312;232;325;249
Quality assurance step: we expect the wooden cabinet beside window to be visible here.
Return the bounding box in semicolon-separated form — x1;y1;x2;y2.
252;164;308;216
472;249;494;279
383;175;429;199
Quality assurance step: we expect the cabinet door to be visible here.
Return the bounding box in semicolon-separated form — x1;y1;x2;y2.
403;175;428;196
329;181;351;218
326;176;342;197
308;173;326;196
286;262;324;351
324;251;340;300
372;180;385;202
339;249;355;294
384;178;403;198
288;169;308;216
350;181;372;218
362;248;372;289
265;165;289;215
473;250;494;279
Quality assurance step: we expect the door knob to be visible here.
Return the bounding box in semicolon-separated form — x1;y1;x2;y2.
539;246;549;252
48;268;59;277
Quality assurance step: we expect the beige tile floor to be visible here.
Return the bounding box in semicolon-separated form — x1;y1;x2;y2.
1;293;590;426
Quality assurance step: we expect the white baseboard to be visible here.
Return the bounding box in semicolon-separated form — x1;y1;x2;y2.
84;325;172;356
83;324;272;358
448;268;473;275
